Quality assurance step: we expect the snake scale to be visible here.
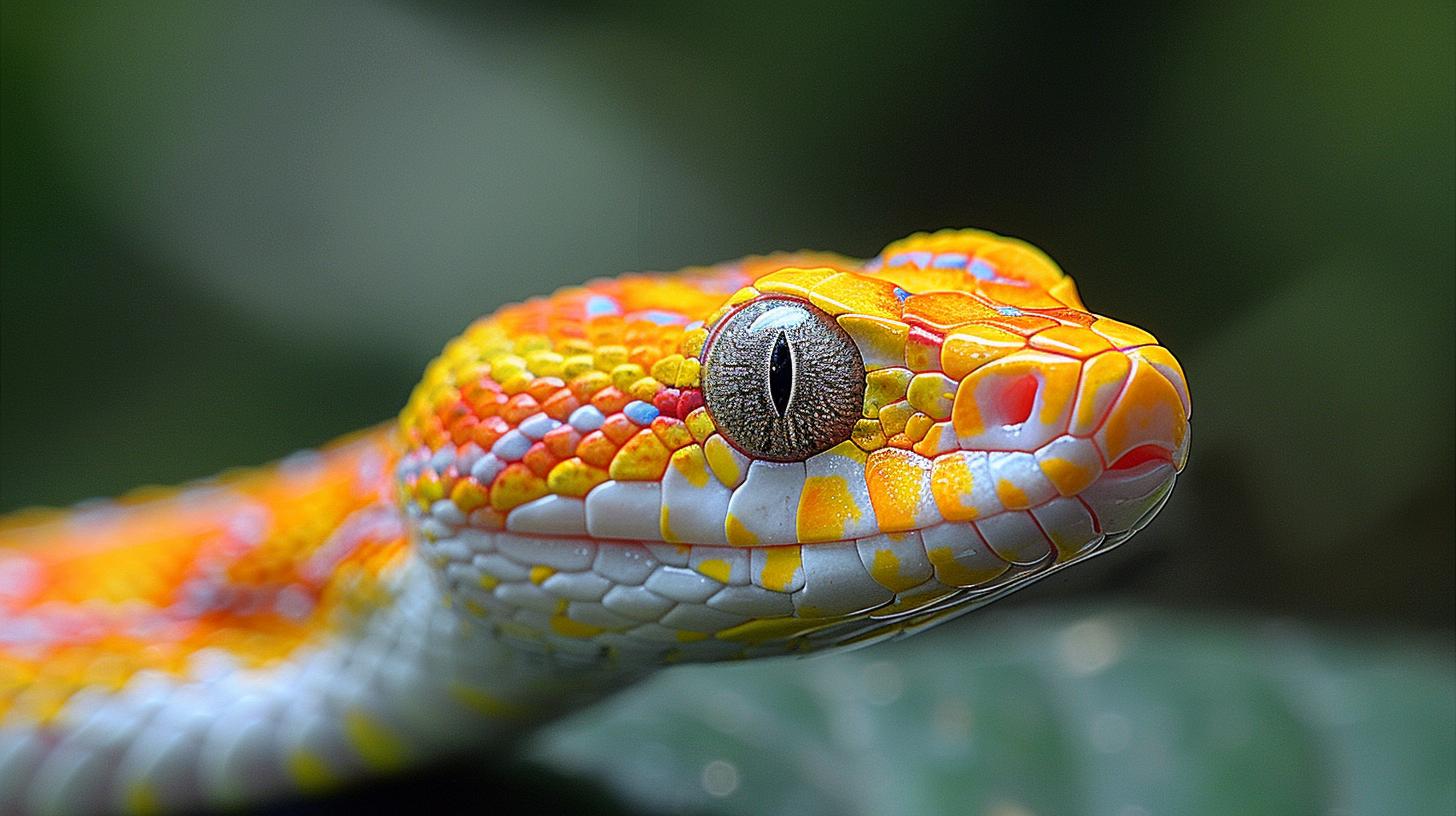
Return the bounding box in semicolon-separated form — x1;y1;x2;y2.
0;229;1190;815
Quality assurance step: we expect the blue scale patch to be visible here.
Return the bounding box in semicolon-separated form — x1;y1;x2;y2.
931;252;969;268
892;286;911;302
631;310;687;326
968;258;998;281
585;295;622;317
885;251;933;268
622;400;660;426
996;306;1024;317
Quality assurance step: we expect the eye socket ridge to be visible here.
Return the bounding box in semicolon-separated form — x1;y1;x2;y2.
701;295;866;461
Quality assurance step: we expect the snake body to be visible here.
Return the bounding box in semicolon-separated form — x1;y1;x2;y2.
0;230;1190;814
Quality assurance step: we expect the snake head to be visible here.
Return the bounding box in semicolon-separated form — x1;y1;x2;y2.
395;230;1189;662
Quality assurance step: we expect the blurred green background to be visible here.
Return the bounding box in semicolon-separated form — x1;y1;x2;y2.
1;2;1451;814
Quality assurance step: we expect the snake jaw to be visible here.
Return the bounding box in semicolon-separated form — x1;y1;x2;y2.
1077;344;1190;536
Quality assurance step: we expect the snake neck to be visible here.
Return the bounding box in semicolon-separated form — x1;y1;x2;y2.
5;552;643;816
0;432;645;816
270;552;644;782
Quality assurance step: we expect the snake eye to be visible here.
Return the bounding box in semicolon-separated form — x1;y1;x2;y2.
701;296;866;461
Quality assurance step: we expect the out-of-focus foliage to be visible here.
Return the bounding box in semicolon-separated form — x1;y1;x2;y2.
1;1;1452;813
530;604;1456;816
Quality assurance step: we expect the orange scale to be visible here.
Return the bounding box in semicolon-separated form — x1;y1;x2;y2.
1090;316;1158;349
488;316;523;338
547;458;610;497
970;242;1065;290
429;384;463;412
575;431;619;469
885;433;915;449
1032;307;1098;328
871;266;974;294
522;443;558;478
1065;352;1129;437
422;412;451;440
911;422;952;459
630;319;683;340
650;416;694;450
541;390;581;421
422;427;448;449
569;372;611;401
940;325;1026;380
499;394;541;425
525;310;555;334
461;378;503;403
1029;326;1113;359
864;448;934;533
545;289;585;308
904;326;943;372
436;400;471;427
976;281;1066;310
549;319;588;340
543;425;582;458
608;429;672;481
471;416;509;450
978;314;1061;337
449;479;489;513
1098;358;1187;465
447;415;479;446
806;272;905;319
600;414;639;445
627;345;660;368
754;266;844;300
525;377;566;402
590;387;633;414
902;291;1001;332
586;318;627;346
489;464;548;512
464;392;503;419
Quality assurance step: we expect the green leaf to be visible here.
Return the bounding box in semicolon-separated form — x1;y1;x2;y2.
528;605;1456;816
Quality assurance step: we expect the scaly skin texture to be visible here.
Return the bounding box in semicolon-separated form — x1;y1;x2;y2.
0;230;1190;815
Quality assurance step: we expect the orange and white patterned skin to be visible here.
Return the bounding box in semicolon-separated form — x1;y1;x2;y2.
0;230;1189;815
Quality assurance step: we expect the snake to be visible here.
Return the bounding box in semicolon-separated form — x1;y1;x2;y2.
0;229;1190;815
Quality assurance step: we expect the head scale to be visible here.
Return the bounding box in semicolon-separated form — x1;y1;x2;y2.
395;230;1190;663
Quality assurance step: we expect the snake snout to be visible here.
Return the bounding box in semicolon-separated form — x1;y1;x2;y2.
1079;345;1190;535
943;333;1189;547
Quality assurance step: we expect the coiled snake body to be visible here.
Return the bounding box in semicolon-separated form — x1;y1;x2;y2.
0;230;1190;814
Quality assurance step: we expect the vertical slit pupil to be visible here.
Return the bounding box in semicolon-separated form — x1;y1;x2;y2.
769;332;792;417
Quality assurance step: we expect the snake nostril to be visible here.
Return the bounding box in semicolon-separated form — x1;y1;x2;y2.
995;374;1038;427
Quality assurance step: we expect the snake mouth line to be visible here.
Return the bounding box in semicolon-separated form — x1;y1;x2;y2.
413;482;1173;662
409;461;1173;556
1108;444;1175;471
409;460;1175;660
